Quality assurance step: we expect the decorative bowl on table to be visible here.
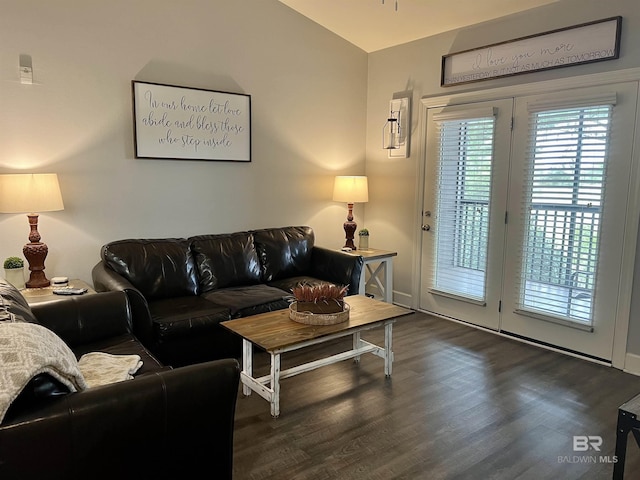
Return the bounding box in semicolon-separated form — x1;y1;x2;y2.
288;284;350;325
289;301;350;325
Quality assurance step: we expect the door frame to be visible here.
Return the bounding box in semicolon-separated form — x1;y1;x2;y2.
414;67;640;369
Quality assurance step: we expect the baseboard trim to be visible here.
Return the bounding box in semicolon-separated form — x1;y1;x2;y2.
392;290;412;309
419;308;620;370
624;353;640;376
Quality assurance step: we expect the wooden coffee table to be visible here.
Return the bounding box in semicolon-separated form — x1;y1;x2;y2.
221;295;413;417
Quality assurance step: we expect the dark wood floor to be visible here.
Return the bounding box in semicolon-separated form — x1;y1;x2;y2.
232;311;640;479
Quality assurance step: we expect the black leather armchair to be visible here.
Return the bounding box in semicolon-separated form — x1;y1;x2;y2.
0;279;240;480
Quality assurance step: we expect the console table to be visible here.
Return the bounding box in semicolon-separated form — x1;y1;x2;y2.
346;248;397;303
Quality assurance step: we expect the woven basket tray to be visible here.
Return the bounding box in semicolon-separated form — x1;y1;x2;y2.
289;302;350;325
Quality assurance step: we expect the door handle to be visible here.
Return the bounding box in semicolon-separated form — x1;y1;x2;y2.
422;224;431;231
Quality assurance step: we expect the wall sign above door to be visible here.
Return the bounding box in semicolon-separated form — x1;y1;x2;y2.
132;81;251;162
441;16;621;87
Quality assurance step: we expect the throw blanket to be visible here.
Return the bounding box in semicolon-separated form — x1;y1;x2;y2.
0;322;86;424
78;352;142;388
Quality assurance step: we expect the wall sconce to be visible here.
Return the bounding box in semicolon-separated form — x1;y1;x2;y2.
383;109;401;150
333;176;369;250
382;97;410;158
0;173;64;288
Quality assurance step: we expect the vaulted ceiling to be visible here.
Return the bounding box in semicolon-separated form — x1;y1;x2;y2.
278;0;561;52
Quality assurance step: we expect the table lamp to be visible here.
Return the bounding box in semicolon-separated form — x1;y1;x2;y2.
0;173;64;288
333;176;368;250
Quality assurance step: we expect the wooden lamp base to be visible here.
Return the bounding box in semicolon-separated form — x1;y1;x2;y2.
23;213;51;288
342;202;357;250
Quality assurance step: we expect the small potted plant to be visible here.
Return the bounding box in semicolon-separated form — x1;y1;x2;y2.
291;283;348;314
3;256;25;289
358;228;369;251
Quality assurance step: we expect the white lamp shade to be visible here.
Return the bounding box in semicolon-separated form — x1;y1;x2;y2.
332;176;369;203
0;173;64;213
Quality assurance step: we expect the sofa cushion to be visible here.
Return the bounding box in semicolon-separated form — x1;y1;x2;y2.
148;296;230;342
202;284;289;317
232;298;291;319
101;238;199;299
253;226;314;282
72;333;166;376
190;232;261;292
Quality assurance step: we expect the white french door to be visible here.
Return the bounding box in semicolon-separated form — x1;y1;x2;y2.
420;99;513;330
420;82;639;361
500;83;638;361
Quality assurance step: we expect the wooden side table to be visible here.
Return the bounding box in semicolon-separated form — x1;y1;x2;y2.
344;248;397;303
20;279;96;305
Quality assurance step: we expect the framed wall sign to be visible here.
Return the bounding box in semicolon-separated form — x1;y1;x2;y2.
132;81;251;161
441;16;621;87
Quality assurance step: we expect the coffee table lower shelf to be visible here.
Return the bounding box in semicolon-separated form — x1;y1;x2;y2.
240;319;394;418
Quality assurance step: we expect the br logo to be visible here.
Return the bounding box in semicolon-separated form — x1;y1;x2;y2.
573;436;603;452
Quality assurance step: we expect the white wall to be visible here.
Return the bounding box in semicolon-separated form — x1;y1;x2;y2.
0;0;368;282
365;0;640;350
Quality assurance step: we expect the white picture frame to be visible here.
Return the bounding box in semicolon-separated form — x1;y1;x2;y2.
132;81;251;161
441;17;621;87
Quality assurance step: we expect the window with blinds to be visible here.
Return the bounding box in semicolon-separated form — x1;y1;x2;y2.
518;102;613;327
432;110;496;302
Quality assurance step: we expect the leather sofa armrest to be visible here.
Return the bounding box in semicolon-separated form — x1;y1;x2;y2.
30;291;133;347
0;359;240;480
92;260;137;293
92;261;154;347
309;247;364;295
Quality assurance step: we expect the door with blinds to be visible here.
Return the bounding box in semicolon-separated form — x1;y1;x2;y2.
500;83;638;361
420;83;638;361
420;99;513;330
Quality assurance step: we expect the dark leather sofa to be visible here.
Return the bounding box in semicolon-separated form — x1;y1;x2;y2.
92;226;363;367
0;278;240;480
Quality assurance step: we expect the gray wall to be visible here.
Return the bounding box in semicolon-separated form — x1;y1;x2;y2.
365;0;640;352
0;0;368;281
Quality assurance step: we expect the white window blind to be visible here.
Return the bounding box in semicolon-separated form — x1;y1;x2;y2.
517;102;613;327
432;111;496;302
